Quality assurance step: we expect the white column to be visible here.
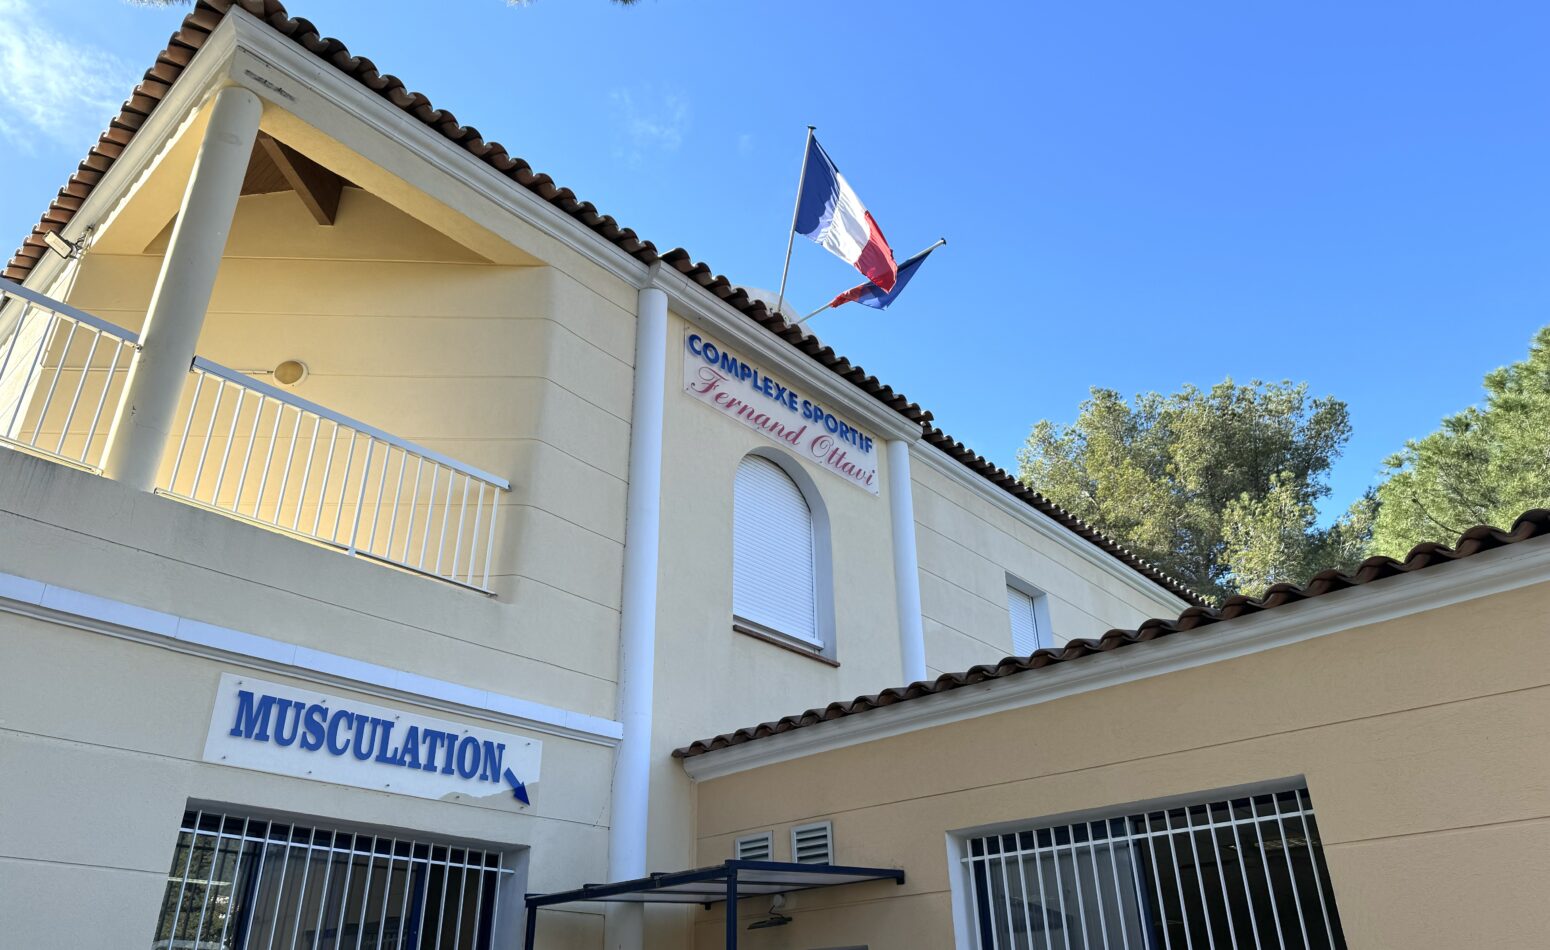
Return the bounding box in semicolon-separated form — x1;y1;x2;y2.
103;85;262;491
605;281;668;950
887;438;928;683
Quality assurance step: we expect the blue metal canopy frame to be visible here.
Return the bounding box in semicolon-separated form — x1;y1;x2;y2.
522;859;905;949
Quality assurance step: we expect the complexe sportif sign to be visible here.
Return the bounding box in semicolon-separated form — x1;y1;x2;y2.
202;674;541;807
683;330;879;494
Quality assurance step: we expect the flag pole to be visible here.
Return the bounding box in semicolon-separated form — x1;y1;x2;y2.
774;125;816;321
792;302;831;327
792;238;948;328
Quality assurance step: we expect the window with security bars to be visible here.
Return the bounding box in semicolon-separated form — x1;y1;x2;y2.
150;809;512;950
962;787;1345;950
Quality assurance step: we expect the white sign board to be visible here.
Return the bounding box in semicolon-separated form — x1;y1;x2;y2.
683;330;880;494
203;674;541;808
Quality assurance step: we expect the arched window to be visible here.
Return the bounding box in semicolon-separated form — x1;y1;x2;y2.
733;454;821;646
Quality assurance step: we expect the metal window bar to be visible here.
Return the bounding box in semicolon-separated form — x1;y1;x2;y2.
963;788;1346;950
159;357;510;593
152;810;511;950
0;277;138;472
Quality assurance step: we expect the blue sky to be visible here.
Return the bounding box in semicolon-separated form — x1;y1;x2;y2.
4;1;1547;523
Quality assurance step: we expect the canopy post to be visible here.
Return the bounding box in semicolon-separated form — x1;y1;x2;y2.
726;866;739;950
523;901;538;950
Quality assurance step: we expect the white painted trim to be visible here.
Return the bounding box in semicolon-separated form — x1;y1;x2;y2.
226;10;924;448
681;534;1550;780
944;831;975;950
888;439;927;683
0;568;623;746
912;442;1192;612
226;12;650;288
18;17;241;296
608;282;668;891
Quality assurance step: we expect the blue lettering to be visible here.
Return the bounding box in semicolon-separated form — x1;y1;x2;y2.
687;333;703;357
824;412;840;433
422;729;446;771
228;690;277;741
739;362;753;383
399;725;422;769
351;716;380;761
442;732;459;775
325;709;352;756
272;699;302;747
456;736;481;779
480;740;506;783
299;703;327;751
374;720;401;765
704;342;720;364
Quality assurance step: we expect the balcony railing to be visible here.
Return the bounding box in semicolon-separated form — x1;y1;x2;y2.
0;278;510;593
0;278;138;471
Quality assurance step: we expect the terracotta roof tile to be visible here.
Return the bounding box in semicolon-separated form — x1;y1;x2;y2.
5;0;1201;604
672;509;1550;759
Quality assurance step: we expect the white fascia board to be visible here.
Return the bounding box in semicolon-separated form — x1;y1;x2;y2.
228;11;922;446
680;535;1550;781
0;568;623;747
224;11;649;287
911;442;1192;612
19;17;241;295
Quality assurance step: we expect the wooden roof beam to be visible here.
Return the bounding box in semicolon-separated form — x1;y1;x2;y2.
258;134;342;225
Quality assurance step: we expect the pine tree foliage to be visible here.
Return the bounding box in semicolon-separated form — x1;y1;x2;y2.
1369;326;1550;557
1018;380;1372;603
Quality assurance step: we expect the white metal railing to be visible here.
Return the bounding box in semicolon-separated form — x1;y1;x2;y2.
0;277;138;471
160;357;511;592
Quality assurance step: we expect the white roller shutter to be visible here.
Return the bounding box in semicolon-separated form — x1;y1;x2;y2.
1008;584;1041;655
734;455;819;645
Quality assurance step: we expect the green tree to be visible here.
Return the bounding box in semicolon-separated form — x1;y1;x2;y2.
1369;326;1550;557
1017;380;1372;602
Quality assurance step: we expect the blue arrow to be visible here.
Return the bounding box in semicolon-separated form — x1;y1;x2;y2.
503;768;530;805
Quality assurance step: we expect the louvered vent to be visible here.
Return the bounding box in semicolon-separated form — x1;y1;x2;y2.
790;821;833;865
735;832;773;861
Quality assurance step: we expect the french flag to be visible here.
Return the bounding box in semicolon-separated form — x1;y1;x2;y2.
794;137;898;293
828;240;944;311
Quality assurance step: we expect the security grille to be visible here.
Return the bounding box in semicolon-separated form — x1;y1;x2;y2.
151;809;512;950
963;787;1345;950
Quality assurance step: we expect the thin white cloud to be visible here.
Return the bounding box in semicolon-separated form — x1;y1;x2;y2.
0;0;139;151
609;87;689;163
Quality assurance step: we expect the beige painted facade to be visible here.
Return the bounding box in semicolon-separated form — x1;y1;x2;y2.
689;553;1550;949
0;8;1187;950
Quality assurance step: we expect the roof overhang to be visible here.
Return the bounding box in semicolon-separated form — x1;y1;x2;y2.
676;524;1550;781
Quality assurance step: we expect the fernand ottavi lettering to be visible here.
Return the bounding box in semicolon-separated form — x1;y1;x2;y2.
684;332;879;493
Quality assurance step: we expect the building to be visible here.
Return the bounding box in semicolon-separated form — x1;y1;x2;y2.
675;511;1550;949
0;3;1193;948
5;4;1544;950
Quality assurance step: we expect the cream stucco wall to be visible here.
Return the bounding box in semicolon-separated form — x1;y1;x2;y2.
910;452;1185;676
0;451;619;946
690;570;1550;949
5;65;1203;950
